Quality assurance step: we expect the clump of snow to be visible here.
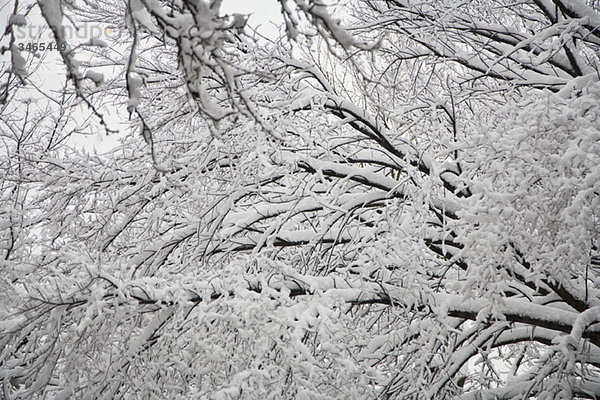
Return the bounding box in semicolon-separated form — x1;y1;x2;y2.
570;306;600;342
85;37;108;48
300;2;356;50
129;0;160;34
127;74;143;113
9;14;26;26
85;70;104;86
10;45;28;79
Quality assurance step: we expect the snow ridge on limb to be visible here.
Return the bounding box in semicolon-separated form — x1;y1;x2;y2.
279;56;473;199
359;0;600;90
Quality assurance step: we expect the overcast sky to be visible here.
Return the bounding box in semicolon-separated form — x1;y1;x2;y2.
222;0;283;38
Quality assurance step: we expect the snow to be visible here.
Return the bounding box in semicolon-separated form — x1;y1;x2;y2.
569;306;600;341
9;14;26;26
10;45;28;79
299;1;356;50
129;0;160;34
4;0;600;398
127;74;143;112
436;293;600;339
85;37;108;48
37;0;63;33
561;0;600;28
0;314;26;331
297;156;409;196
85;70;104;87
197;83;227;121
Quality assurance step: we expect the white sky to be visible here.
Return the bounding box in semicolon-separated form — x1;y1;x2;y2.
222;0;283;38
